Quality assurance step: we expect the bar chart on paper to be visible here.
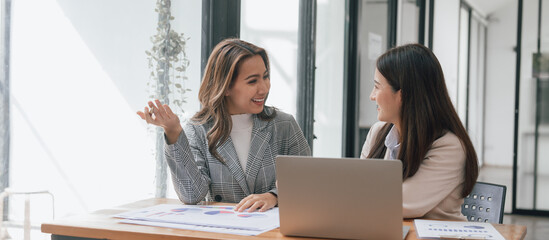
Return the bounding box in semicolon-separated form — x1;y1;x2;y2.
414;219;505;240
113;204;279;235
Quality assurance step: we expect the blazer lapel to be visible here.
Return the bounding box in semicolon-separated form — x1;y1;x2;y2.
217;137;251;195
245;115;272;193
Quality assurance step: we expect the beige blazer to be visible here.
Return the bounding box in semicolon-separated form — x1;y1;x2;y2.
361;122;467;221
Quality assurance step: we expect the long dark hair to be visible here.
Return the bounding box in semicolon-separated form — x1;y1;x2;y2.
366;43;478;197
192;39;276;162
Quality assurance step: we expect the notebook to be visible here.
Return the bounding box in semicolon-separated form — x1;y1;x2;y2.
275;156;403;240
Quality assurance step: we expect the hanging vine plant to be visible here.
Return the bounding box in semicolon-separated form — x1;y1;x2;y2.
145;0;190;198
145;0;190;117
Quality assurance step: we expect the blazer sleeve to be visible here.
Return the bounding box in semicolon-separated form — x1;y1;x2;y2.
286;115;312;157
268;114;311;197
401;133;466;218
164;124;211;205
360;122;386;159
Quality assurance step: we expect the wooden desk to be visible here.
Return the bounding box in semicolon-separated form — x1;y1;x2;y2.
42;198;527;240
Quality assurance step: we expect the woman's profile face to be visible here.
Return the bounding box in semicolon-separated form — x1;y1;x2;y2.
225;54;270;115
370;68;402;125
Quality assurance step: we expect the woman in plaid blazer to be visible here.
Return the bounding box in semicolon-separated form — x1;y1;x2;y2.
138;39;311;212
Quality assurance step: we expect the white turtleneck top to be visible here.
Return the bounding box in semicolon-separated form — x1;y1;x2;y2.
230;114;253;171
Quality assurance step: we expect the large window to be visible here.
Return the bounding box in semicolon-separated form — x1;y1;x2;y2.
241;0;345;157
457;3;487;166
7;0;202;237
357;0;392;152
313;0;345;157
397;0;419;45
240;0;299;117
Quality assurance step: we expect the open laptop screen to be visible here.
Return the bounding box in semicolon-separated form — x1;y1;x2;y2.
276;156;403;240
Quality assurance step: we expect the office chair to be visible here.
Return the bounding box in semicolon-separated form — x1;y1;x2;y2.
461;182;506;224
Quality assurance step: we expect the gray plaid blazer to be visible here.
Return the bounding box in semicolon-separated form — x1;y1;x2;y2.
164;108;311;204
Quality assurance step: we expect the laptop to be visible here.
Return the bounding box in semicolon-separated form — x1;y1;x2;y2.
276;156;403;240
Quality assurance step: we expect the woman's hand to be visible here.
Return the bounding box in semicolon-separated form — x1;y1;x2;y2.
136;100;182;144
234;193;277;213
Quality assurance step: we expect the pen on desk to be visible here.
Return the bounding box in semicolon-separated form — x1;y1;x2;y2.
439;235;486;240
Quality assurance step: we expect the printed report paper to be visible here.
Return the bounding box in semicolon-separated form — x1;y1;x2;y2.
113;204;279;234
414;219;505;240
120;219;273;236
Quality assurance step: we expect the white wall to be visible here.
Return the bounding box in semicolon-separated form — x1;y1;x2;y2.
10;0;202;220
483;3;517;166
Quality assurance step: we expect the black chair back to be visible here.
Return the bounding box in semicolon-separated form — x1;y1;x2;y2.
461;182;506;224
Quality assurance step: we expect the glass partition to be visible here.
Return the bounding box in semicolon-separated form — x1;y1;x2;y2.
357;0;391;148
516;0;549;212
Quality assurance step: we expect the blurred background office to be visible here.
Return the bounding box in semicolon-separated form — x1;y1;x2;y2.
0;0;547;239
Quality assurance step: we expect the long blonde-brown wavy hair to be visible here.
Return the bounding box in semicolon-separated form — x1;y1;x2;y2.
191;39;276;163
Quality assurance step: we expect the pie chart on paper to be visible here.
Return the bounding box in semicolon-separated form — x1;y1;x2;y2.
204;210;234;215
237;214;268;218
170;208;202;213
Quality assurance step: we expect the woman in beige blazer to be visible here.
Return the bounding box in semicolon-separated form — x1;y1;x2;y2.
138;39;311;213
361;43;479;221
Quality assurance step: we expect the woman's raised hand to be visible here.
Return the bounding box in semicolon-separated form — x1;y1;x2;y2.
137;99;183;144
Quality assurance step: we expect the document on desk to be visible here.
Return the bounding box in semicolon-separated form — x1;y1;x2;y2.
414;219;505;240
119;219;273;236
113;204;279;235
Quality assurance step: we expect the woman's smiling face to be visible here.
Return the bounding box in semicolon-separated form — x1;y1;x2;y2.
370;68;402;126
225;54;270;115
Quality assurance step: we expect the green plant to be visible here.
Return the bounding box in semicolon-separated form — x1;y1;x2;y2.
145;0;191;198
145;0;190;117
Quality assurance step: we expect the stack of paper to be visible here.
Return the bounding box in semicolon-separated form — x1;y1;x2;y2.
414;219;505;240
113;204;280;236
